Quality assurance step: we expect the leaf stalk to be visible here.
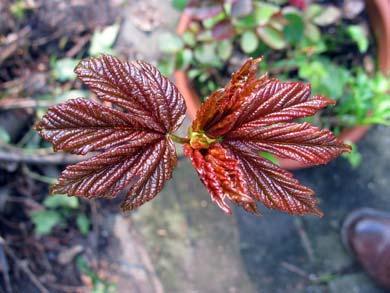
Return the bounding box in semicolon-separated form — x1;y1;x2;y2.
169;133;190;144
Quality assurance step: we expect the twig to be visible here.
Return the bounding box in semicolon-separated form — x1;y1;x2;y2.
47;282;87;293
66;35;91;58
0;237;49;293
90;201;100;264
281;261;309;279
0;27;31;65
0;98;57;110
0;142;84;165
0;149;83;165
294;218;315;262
22;165;57;184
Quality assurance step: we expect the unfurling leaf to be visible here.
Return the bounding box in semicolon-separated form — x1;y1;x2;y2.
36;55;186;211
184;143;257;215
188;58;350;216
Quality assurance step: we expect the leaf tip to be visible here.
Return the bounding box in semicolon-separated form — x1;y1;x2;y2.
311;207;324;218
342;142;353;153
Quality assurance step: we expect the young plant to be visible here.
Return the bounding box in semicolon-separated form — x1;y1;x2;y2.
36;55;350;216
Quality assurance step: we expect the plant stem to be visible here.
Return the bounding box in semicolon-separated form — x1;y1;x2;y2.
169;133;190;144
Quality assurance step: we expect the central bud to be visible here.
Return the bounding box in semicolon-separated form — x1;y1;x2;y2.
189;128;217;150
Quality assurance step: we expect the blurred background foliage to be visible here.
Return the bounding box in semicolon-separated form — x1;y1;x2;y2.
159;0;390;132
159;0;390;167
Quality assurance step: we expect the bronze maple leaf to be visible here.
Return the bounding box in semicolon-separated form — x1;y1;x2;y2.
36;55;350;216
36;55;186;211
185;57;351;216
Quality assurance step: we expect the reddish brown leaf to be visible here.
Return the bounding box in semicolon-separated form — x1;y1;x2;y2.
184;143;257;214
36;55;186;211
36;98;161;155
212;20;235;40
52;139;177;211
188;58;351;216
225;141;322;216
75;55;186;133
121;138;177;210
192;89;223;132
226;122;351;165
185;0;223;20
192;58;267;136
233;81;335;126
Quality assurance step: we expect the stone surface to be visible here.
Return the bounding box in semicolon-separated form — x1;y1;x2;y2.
239;126;390;292
99;214;164;293
131;159;255;293
116;0;179;62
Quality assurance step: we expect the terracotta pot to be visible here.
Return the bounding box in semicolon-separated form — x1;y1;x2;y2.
174;1;390;170
366;0;390;75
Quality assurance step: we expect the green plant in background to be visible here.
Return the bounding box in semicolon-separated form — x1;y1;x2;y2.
162;0;390;167
10;0;30;20
31;194;90;236
76;256;116;293
342;143;362;168
51;23;120;83
0;22;120;237
159;0;341;98
5;23;120;161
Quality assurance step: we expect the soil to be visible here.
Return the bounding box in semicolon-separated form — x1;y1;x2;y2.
0;1;120;291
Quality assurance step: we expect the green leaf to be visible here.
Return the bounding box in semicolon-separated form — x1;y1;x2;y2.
89;23;120;56
342;143;362;168
283;13;304;45
0;127;10;144
260;152;279;165
176;49;193;70
313;5;341;26
304;23;321;42
31;210;62;235
77;214;90;235
202;12;226;30
207;80;218;91
305;4;323;20
182;31;196;47
198;72;210;83
347;25;368;53
10;0;27;20
194;43;221;66
52;58;79;82
158;32;183;53
217;40;233;60
188;68;201;79
254;2;279;26
240;31;259;53
234;14;257;29
197;30;213;42
157;57;175;76
44;194;79;209
172;0;188;11
257;26;287;50
298;58;349;98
